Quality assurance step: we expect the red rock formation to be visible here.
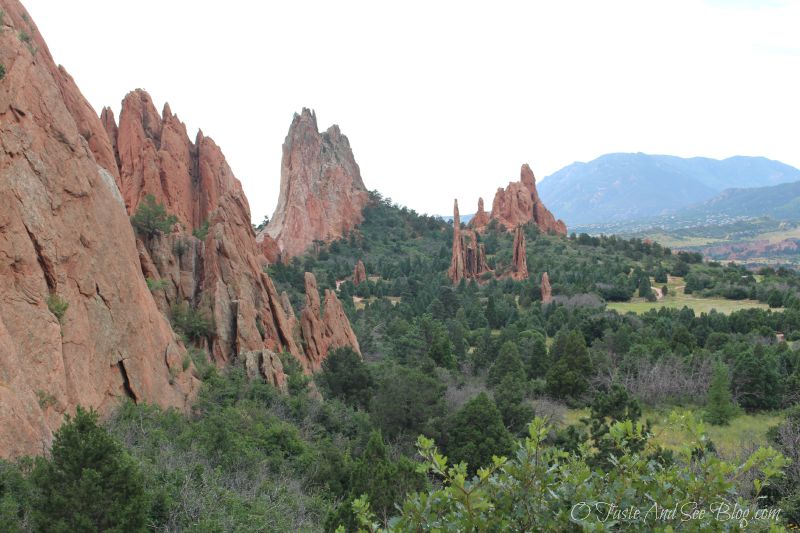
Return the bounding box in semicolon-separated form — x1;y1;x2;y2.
541;272;553;304
299;273;361;372
108;91;366;388
468;197;490;230
449;200;492;284
511;226;529;280
259;233;282;264
243;350;288;393
0;1;198;458
353;260;367;286
258;109;369;258
106;90;303;386
472;164;567;236
448;200;467;283
115;90;224;229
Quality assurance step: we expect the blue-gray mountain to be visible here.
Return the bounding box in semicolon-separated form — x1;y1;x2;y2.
537;153;800;226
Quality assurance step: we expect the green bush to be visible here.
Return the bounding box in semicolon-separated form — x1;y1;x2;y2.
0;64;5;81
46;294;69;323
192;219;210;241
170;302;214;343
355;415;789;531
130;195;177;237
145;278;168;292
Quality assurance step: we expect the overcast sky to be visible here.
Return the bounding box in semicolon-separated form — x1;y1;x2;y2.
24;0;800;221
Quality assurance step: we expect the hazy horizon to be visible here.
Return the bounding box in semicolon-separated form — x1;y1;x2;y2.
23;0;800;221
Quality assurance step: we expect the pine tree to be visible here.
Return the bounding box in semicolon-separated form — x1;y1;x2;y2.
30;407;148;532
705;361;736;425
487;342;525;386
130;194;177;237
446;393;513;473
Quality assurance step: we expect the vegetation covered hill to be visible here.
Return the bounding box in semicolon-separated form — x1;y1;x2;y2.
3;191;800;531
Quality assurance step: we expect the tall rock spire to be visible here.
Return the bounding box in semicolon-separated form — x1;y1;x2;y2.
448;200;467;283
258;109;369;258
511;226;529;280
449;200;492;284
541;272;553;304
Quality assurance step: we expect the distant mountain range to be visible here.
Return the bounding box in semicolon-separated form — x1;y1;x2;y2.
537;153;800;226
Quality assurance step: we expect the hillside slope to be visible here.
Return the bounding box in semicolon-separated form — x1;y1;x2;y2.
538;153;800;226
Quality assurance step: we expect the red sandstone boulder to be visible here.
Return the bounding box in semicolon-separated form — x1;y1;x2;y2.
258;109;369;258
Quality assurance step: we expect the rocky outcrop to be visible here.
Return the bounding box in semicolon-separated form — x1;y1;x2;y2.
472;164;567;236
113;90;229;229
353;260;367;286
259;233;282;264
258;109;369;258
448;200;491;284
299;273;361;372
541;272;553;304
448;200;467;283
243;350;288;393
468;197;490;230
105;90;305;387
108;92;365;386
0;0;198;458
511;226;529;280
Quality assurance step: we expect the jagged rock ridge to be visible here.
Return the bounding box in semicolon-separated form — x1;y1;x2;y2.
470;164;567;236
103;91;362;380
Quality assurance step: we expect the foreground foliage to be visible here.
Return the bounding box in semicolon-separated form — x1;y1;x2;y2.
352;415;789;532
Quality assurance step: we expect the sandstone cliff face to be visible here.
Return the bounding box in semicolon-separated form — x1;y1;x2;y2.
258;109;369;258
511;226;529;280
0;0;198;458
353;260;367;286
471;164;567;236
448;200;491;284
541;272;553;304
299;273;361;373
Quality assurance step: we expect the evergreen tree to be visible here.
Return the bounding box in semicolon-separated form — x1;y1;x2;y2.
130;194;177;237
705;361;736;425
30;407;148;532
637;275;652;298
494;374;534;434
317;347;374;409
524;334;550;380
446;393;513;474
487;342;525;386
545;330;592;402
